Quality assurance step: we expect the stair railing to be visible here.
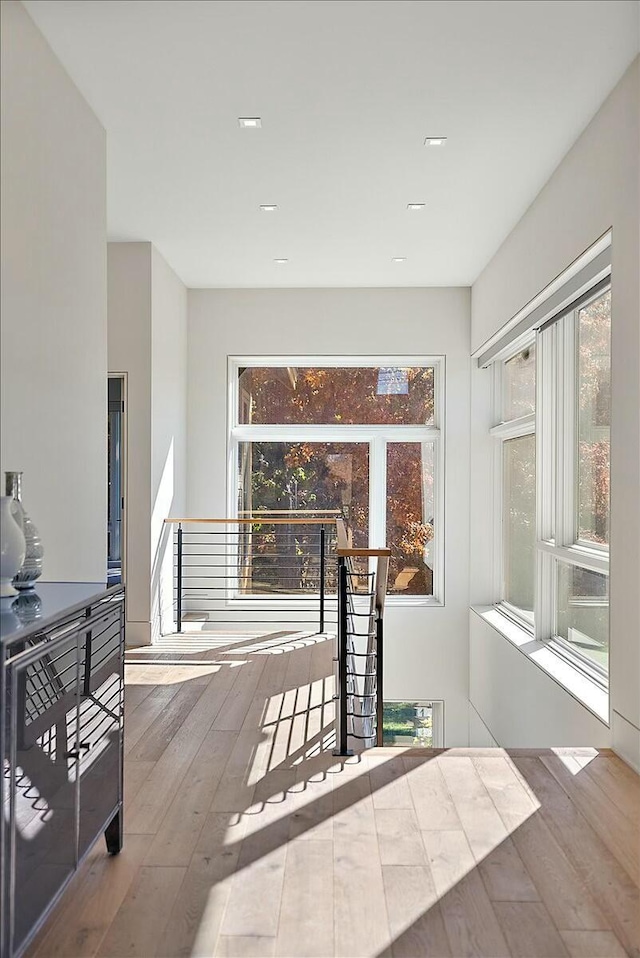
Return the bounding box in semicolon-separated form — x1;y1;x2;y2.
333;518;390;754
165;512;341;633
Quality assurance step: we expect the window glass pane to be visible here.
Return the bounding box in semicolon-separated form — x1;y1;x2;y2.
503;344;535;420
237;441;369;593
238;366;435;425
577;290;610;546
387;442;434;596
382;701;443;747
503;434;535;615
556;562;608;672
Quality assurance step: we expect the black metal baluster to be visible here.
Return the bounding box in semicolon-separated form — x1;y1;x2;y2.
83;605;92;697
376;611;384;746
333;557;352;756
319;525;326;634
176;523;183;633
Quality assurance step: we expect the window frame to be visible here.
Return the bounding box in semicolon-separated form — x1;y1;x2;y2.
228;355;445;606
490;280;611;688
537;283;610;685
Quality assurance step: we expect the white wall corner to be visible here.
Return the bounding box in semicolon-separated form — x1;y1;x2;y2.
611;710;640;774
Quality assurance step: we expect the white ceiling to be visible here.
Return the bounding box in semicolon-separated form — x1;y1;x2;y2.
24;0;639;288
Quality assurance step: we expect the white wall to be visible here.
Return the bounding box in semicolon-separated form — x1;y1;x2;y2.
108;242;187;645
469;58;640;767
468;700;498;748
0;0;107;582
108;243;152;644
470;612;611;748
151;246;188;641
187;287;471;745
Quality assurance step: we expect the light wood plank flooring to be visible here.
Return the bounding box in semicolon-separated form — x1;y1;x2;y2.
28;631;640;958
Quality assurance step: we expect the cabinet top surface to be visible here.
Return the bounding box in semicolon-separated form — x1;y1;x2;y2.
0;582;123;647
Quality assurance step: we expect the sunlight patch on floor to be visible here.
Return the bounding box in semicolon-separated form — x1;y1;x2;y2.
147;631;267;650
551;747;599;773
222;631;334;656
124;660;250;685
125;658;243;667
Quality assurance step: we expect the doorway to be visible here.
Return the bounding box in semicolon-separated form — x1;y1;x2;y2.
108;375;126;584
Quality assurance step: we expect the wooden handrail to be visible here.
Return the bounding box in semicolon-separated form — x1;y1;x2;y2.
335;517;350;552
238;509;341;516
375;555;390;616
335;517;391;558
164;517;336;525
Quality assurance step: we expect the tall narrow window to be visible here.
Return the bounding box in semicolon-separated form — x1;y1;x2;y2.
541;286;611;674
503;434;536;615
576;291;611;547
491;342;536;626
386;442;435;596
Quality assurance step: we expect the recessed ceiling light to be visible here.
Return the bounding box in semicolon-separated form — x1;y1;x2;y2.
238;117;261;128
259;205;278;212
407;203;426;211
392;257;406;263
424;136;446;146
274;258;289;264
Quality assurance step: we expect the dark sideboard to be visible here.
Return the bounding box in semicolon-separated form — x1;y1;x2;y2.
1;583;125;958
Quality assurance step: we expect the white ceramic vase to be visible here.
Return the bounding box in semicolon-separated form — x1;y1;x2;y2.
5;471;44;589
0;495;26;598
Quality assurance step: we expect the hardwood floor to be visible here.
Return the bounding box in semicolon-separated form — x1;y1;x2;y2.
27;631;640;958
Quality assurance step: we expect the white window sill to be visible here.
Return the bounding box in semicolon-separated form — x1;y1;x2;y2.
472;606;609;726
220;594;442;609
385;595;443;609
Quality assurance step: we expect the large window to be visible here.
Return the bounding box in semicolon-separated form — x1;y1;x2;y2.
230;359;443;600
491;282;611;684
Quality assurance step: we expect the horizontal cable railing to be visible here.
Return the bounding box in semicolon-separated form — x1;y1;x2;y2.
333;518;390;753
165;512;341;631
